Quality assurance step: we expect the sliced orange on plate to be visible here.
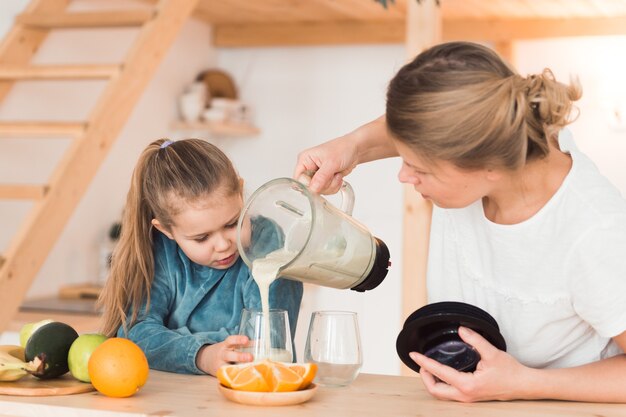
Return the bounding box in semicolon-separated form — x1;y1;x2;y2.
289;362;317;389
266;363;302;392
231;362;271;392
216;362;247;388
216;360;317;392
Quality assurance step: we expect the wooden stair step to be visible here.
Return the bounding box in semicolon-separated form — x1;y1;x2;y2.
16;10;154;29
0;184;48;200
0;121;85;137
0;64;121;80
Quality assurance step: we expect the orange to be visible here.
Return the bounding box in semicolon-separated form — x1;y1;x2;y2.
266;362;302;392
216;360;317;392
88;337;149;398
231;362;271;392
290;362;317;389
216;362;248;388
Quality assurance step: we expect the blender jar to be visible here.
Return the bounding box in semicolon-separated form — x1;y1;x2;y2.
236;177;390;291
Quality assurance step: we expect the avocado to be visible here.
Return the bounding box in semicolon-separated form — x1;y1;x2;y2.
25;321;79;379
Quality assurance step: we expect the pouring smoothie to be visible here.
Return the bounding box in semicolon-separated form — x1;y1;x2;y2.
242;251;295;362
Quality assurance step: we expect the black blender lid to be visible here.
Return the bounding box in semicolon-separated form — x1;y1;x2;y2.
396;301;506;373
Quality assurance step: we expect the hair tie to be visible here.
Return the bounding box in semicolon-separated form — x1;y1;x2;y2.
160;140;174;149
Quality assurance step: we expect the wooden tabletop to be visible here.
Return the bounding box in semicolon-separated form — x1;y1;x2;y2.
0;370;623;417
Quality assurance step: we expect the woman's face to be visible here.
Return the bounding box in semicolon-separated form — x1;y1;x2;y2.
153;190;249;269
394;140;495;209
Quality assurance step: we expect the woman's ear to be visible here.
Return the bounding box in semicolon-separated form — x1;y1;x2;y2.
151;219;174;240
238;177;245;191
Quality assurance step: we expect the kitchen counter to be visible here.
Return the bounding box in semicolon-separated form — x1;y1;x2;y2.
0;371;623;417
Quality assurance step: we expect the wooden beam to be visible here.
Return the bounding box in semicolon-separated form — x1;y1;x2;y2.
16;10;155;29
0;64;120;80
214;20;405;47
0;121;85;137
442;16;626;42
0;185;48;200
400;0;438;377
213;16;626;47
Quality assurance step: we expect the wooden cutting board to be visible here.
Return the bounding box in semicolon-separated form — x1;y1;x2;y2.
0;374;95;396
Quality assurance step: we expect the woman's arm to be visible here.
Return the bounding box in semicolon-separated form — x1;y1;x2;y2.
523;331;626;402
294;115;399;194
411;326;626;402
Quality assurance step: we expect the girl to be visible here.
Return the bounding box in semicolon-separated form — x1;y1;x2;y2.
294;42;626;402
99;138;303;376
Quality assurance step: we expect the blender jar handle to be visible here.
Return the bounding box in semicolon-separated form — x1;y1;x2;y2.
339;180;355;216
298;170;355;216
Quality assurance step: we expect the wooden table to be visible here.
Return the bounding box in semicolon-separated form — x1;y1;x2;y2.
0;371;624;417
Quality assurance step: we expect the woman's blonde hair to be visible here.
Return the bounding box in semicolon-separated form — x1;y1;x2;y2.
98;138;241;336
386;41;582;170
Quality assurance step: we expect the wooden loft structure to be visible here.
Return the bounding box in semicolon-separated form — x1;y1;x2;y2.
192;0;626;50
2;0;626;335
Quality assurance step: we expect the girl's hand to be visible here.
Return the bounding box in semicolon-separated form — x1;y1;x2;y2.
196;335;254;376
409;326;535;402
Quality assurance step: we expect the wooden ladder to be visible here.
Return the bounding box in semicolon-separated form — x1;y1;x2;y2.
0;0;199;332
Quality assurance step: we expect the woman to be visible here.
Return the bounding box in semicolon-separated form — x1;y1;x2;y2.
294;41;626;402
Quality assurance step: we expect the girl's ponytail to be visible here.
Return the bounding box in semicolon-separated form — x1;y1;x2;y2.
98;142;160;336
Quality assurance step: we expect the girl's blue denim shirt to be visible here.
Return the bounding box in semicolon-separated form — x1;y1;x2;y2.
118;216;303;374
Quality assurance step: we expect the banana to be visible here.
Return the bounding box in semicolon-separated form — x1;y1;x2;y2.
0;345;42;382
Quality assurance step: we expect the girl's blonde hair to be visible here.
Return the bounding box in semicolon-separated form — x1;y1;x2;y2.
386;41;582;170
98;138;241;336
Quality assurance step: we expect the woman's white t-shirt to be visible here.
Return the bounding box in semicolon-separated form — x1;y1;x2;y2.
427;131;626;368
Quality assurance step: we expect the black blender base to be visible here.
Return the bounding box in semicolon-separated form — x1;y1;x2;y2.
350;237;390;292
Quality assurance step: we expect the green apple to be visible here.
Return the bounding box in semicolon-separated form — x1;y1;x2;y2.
68;333;108;382
19;319;54;348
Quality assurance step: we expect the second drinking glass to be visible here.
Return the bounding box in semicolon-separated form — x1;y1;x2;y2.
304;311;363;387
236;308;293;363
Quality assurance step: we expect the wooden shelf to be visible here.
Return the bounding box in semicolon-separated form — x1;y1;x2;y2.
170;120;260;137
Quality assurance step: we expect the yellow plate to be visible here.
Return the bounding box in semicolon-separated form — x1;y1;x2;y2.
217;383;318;406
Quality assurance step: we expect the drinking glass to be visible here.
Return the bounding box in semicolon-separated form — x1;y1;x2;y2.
304;311;362;387
236;308;293;363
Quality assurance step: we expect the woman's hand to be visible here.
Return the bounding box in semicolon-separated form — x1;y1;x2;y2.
294;135;360;194
196;335;254;376
294;115;398;194
410;326;535;402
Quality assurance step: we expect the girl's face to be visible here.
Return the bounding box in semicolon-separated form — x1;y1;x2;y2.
153;189;249;269
394;140;496;209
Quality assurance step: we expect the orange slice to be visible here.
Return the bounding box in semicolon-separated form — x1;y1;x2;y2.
216;362;248;388
267;362;302;392
230;362;271;392
216;360;317;393
290;362;318;389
